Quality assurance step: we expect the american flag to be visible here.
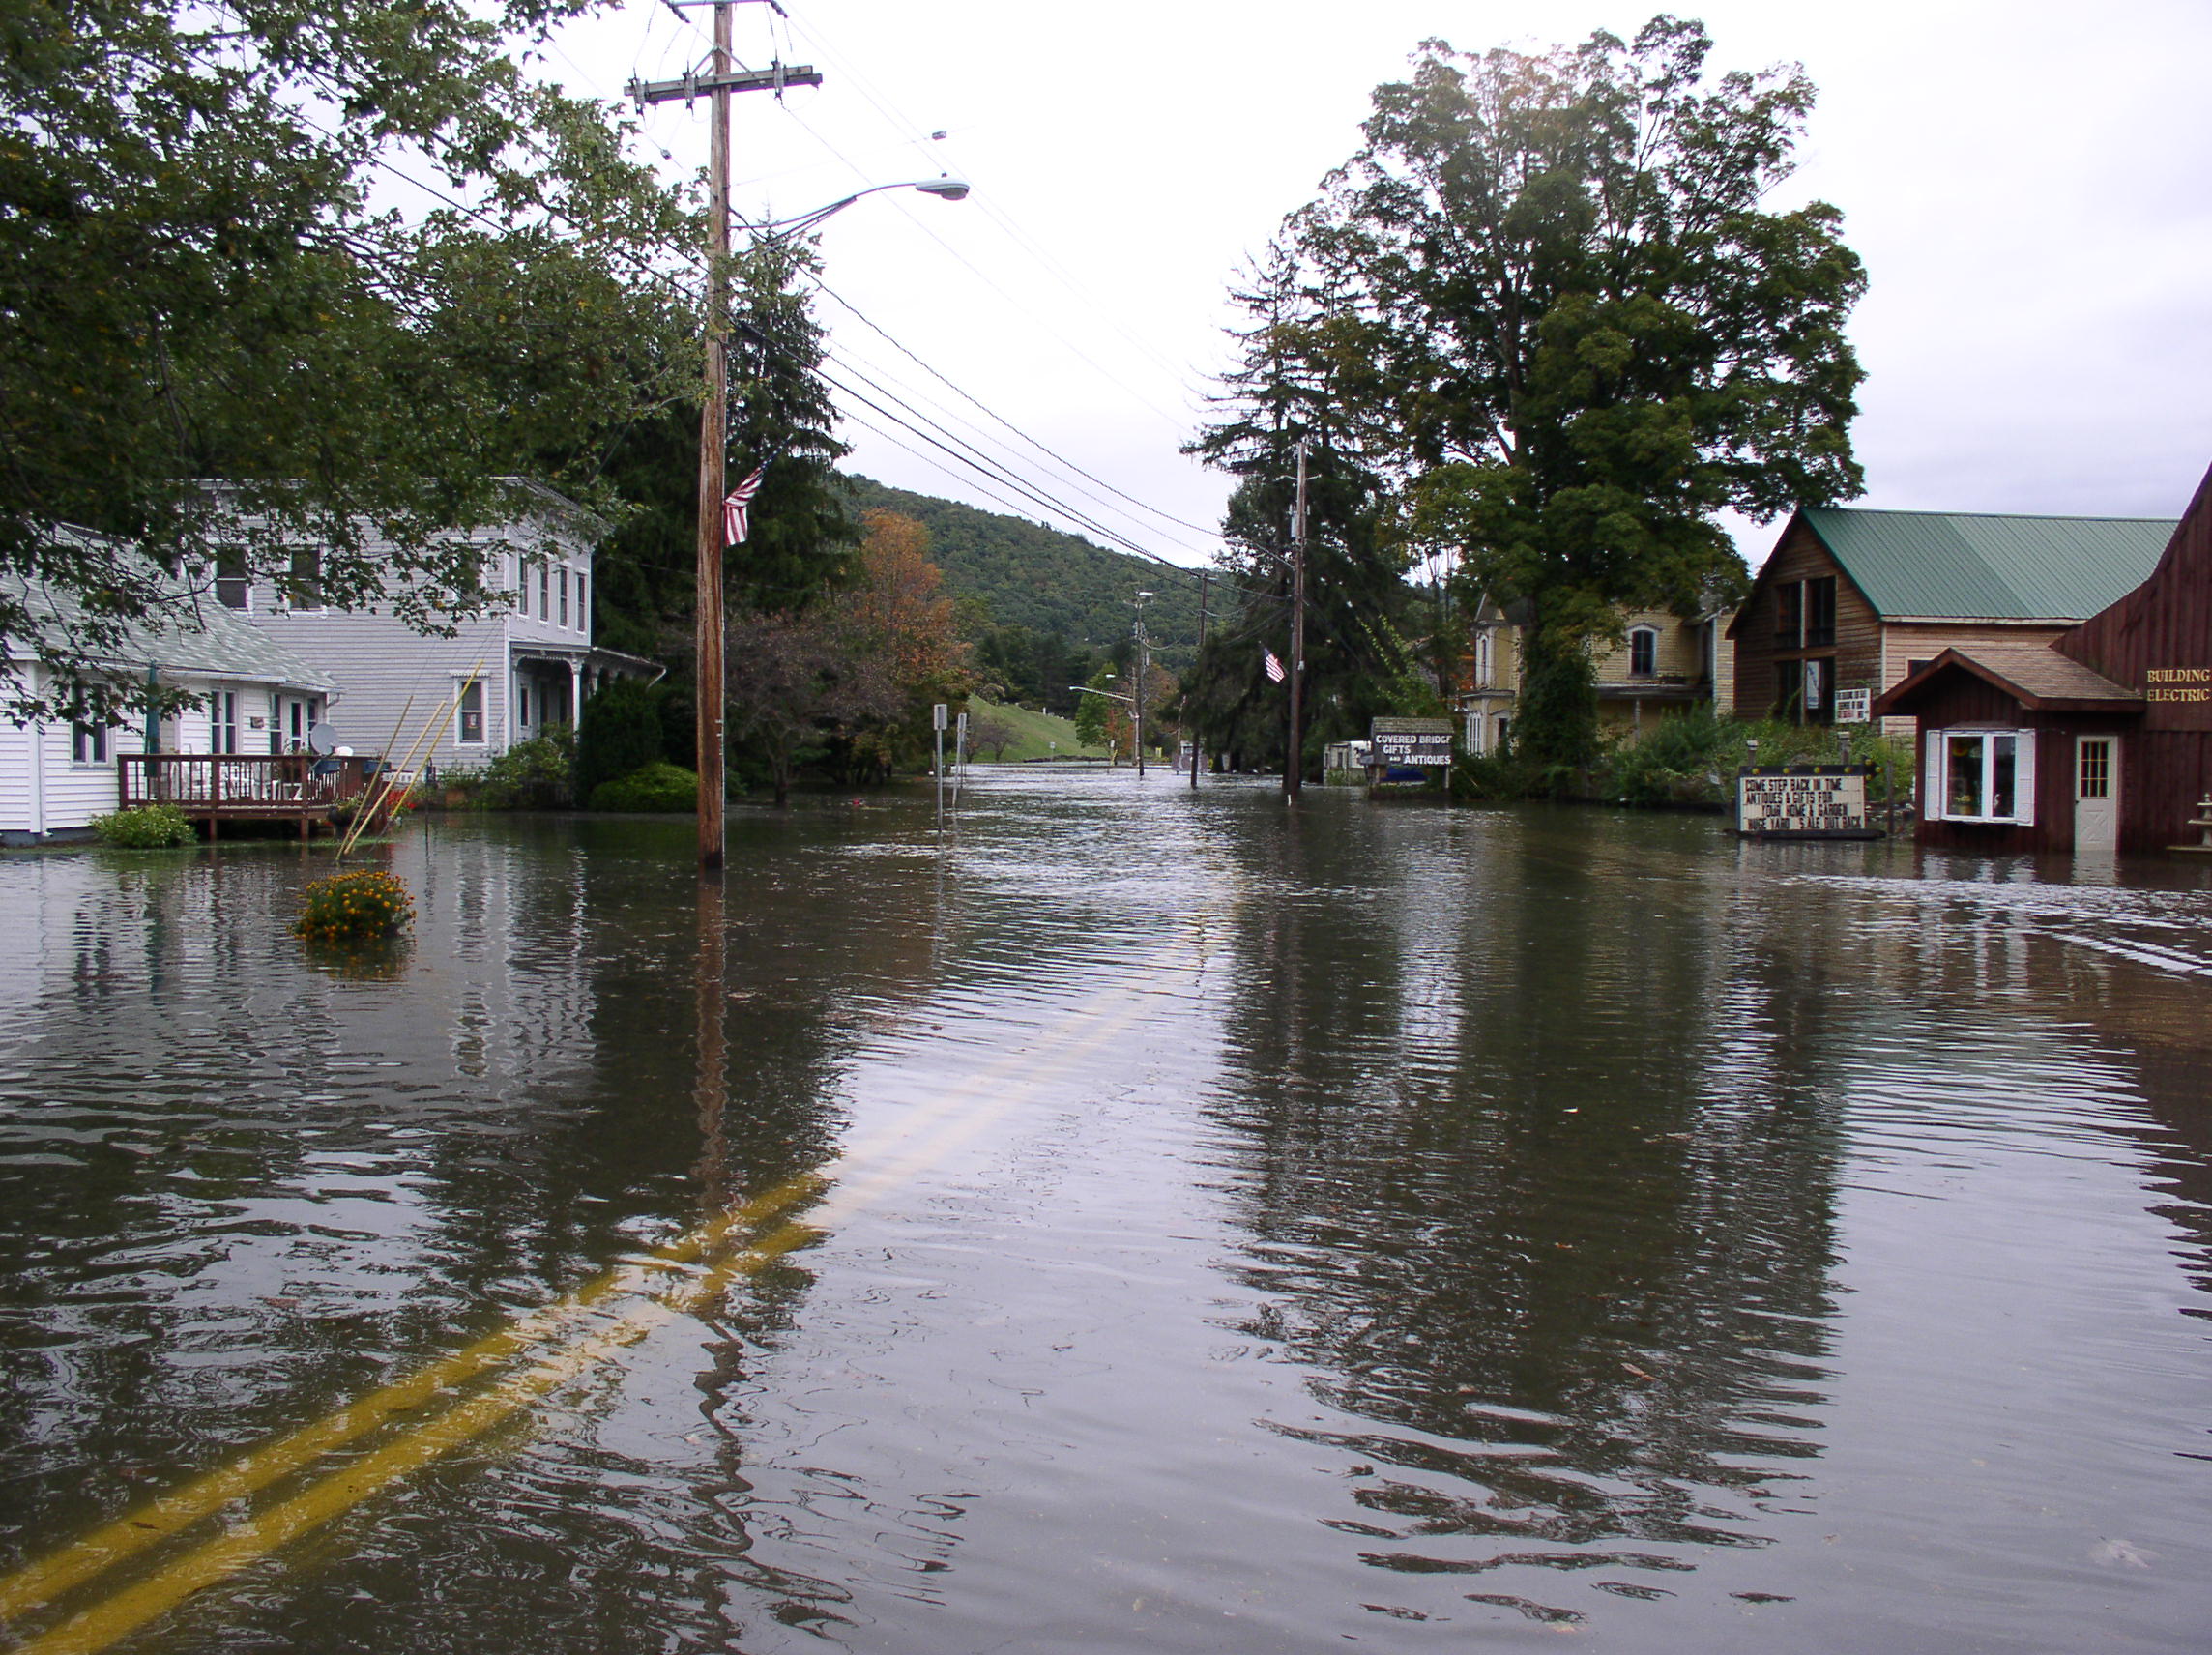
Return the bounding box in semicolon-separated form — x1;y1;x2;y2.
722;465;766;547
1264;650;1287;683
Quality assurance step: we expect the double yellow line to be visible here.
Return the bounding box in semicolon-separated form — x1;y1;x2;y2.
0;937;1193;1655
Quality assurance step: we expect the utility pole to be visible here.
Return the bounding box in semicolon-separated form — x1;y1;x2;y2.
1285;436;1309;799
1190;569;1208;788
627;14;822;876
1132;590;1152;778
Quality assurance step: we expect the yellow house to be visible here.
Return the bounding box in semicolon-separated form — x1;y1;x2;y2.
1456;599;1733;752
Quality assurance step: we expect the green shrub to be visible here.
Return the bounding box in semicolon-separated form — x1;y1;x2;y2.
477;725;574;809
575;679;668;805
294;869;413;944
589;762;698;813
89;803;196;848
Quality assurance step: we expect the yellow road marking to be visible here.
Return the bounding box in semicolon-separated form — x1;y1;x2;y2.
0;934;1195;1653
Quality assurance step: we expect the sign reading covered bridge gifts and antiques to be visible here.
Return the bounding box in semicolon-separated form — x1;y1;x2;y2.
1369;717;1455;769
1736;766;1881;839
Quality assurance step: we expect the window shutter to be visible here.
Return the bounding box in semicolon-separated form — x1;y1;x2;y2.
2013;729;2037;827
1923;730;1944;820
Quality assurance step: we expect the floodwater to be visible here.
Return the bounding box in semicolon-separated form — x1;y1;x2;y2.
1;769;2208;1655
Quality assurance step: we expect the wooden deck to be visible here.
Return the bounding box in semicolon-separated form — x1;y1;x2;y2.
118;754;394;838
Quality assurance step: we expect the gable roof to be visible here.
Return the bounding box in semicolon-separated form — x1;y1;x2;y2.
1800;507;2174;621
1872;641;2142;717
3;537;335;692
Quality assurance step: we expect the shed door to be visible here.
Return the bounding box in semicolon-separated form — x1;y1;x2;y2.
2074;737;2118;853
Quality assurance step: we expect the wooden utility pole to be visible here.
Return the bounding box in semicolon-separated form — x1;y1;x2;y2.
1190;569;1208;788
627;15;822;876
1132;590;1151;778
1285;437;1309;798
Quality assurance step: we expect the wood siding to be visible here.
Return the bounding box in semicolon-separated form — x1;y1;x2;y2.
2060;461;2212;849
234;518;598;771
1902;675;2114;855
1730;520;1882;719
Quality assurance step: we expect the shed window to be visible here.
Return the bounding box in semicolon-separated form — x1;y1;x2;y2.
1930;729;2036;826
456;682;485;745
1628;627;1658;677
72;722;109;764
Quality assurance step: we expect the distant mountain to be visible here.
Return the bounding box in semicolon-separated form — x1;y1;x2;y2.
845;475;1207;662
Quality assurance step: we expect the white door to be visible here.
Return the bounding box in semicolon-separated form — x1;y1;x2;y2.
2074;736;2118;852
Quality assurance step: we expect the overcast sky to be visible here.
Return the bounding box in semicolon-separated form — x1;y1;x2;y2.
543;0;2212;569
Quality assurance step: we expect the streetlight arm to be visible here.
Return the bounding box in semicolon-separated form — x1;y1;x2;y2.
742;179;970;238
1069;684;1136;706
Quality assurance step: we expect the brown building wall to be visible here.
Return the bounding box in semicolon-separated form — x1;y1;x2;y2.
1907;673;2116;855
1731;521;1881;719
2061;463;2212;849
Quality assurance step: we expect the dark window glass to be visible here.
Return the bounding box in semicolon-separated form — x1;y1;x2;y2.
216;548;248;609
1775;582;1803;646
286;546;323;608
1907;659;1933;678
1805;576;1837;647
1629;629;1657;676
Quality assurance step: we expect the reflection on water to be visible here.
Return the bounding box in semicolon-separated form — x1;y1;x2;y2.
0;781;2206;1654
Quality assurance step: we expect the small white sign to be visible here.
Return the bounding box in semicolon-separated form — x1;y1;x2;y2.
932;703;948;731
1834;687;1873;724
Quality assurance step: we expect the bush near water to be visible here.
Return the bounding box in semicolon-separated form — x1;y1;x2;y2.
88;803;196;848
295;870;414;944
589;762;698;813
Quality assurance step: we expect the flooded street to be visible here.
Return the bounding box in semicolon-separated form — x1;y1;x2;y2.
2;768;2209;1654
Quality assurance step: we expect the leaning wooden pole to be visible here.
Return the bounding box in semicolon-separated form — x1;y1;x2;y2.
340;664;481;858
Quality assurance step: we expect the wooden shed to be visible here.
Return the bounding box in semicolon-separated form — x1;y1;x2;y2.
1874;456;2212;856
1871;642;2140;854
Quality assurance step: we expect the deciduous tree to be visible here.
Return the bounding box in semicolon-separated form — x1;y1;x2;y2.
1;0;696;719
1251;16;1867;775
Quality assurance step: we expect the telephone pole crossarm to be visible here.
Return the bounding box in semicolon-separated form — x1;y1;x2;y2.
627;64;822;109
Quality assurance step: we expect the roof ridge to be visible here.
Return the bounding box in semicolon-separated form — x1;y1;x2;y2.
1806;505;2178;524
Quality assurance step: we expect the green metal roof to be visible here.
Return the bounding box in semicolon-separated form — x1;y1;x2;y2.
1801;507;2175;620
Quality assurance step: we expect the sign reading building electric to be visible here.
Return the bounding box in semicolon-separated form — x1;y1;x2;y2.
1736;766;1880;839
1369;717;1455;767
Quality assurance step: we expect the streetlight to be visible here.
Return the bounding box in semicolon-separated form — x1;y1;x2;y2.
688;175;969;874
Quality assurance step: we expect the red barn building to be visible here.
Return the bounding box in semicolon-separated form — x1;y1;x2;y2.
1875;459;2212;856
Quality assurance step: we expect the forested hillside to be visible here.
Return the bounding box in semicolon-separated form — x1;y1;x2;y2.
845;477;1206;662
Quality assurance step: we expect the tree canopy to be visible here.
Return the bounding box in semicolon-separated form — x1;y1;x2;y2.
1;0;696;718
1211;15;1866;772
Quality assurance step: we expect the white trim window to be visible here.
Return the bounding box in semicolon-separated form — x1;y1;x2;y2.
1928;728;2037;826
456;680;486;745
72;721;109;765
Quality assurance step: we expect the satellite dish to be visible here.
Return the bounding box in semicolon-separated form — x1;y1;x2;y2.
306;721;336;754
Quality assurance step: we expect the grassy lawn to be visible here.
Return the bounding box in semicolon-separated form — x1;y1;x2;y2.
963;697;1108;763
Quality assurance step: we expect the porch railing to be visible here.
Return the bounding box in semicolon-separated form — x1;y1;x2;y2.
118;753;384;813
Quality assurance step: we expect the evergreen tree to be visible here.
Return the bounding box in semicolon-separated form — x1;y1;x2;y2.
1182;243;1427;777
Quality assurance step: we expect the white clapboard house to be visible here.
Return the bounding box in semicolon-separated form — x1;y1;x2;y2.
1;539;338;843
218;479;660;770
